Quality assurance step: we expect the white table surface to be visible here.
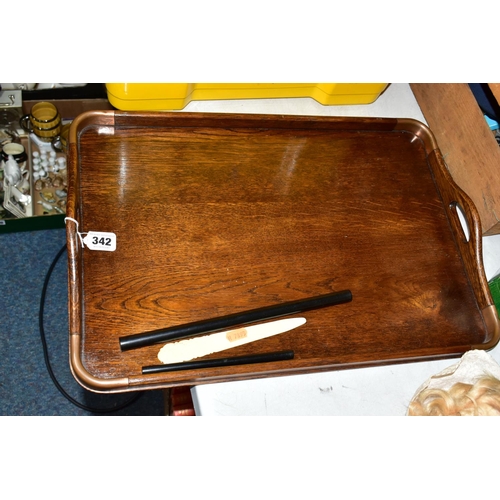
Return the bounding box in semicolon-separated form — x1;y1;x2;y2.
183;83;500;415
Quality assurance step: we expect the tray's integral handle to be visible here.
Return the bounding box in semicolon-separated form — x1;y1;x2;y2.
428;149;500;347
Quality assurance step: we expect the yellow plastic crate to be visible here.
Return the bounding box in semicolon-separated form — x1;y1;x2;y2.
106;83;388;111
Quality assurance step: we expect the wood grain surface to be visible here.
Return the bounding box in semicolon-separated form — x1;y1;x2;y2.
66;112;497;392
411;83;500;236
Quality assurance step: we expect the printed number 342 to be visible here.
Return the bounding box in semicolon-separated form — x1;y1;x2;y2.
92;236;112;246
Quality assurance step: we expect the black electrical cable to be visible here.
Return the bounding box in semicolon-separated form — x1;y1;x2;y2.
39;243;143;414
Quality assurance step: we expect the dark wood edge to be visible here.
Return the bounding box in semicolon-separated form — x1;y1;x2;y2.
78;347;470;394
67;111;130;391
113;110;400;131
69;109;404;136
393;117;499;347
426;149;500;346
66;218;130;391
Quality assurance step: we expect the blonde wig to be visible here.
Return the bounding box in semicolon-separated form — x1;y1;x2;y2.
408;375;500;416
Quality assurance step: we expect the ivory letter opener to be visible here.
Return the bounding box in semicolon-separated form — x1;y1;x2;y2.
157;317;306;364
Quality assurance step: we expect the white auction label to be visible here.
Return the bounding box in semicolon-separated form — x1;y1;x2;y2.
83;231;117;251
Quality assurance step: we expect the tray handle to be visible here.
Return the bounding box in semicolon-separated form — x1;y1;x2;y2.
428;149;500;347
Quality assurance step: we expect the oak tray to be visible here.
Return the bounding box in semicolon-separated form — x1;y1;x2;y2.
66;112;500;393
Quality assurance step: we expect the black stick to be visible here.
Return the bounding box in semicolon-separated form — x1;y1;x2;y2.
119;289;352;351
142;350;295;374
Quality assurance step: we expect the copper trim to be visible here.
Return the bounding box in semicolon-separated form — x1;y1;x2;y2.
69;110;116;145
477;305;500;348
66;214;129;392
70;335;129;392
393;118;438;155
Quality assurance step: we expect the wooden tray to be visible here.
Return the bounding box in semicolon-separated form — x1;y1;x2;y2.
66;111;500;393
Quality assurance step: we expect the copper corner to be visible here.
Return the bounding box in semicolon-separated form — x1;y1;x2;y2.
477;304;500;350
69;110;116;145
70;335;129;393
394;118;439;155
